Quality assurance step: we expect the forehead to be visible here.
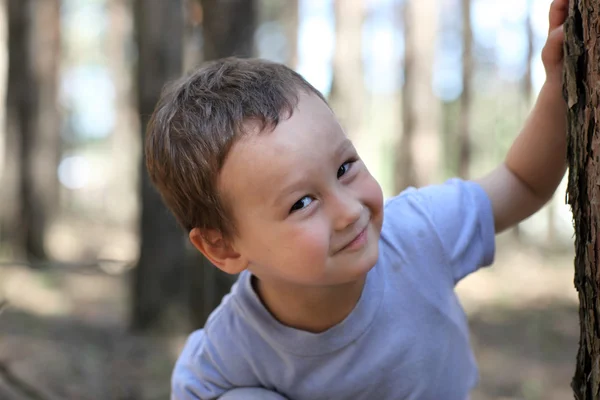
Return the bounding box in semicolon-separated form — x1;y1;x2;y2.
218;93;346;205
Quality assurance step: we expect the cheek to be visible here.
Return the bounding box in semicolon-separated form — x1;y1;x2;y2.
360;175;384;217
235;216;279;260
288;220;330;256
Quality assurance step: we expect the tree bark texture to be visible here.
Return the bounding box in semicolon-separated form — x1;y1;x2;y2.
565;0;600;398
132;0;187;331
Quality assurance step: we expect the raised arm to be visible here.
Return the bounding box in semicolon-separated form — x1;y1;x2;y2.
476;0;568;233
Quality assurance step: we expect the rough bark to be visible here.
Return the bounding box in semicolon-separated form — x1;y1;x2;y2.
132;0;187;331
457;0;472;179
395;0;439;192
565;0;600;398
329;0;365;142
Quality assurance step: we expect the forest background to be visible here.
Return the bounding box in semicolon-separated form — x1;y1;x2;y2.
0;0;579;399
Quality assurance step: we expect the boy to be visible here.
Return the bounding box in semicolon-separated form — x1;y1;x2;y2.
147;1;568;398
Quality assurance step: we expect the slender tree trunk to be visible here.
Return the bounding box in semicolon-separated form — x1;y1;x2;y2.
26;0;61;261
5;0;61;261
523;0;533;106
513;0;536;241
457;0;472;179
184;0;203;71
0;0;5;173
534;0;556;245
396;1;417;190
395;0;439;193
189;0;256;327
107;0;138;227
283;0;299;69
329;0;364;142
565;1;600;398
132;0;187;331
199;0;255;60
0;0;18;256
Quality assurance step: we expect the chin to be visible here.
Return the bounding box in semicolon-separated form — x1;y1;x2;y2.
353;243;380;278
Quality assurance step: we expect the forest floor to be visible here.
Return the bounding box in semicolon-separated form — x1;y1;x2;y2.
0;234;579;400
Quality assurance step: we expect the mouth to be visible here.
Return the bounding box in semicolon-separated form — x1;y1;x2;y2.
338;224;369;253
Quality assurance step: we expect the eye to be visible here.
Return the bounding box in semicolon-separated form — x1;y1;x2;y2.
337;160;354;178
290;196;313;213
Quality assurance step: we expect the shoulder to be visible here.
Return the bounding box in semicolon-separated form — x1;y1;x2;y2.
383;179;492;233
385;178;490;210
171;279;259;399
380;179;495;282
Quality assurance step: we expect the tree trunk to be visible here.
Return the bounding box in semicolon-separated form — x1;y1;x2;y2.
513;0;536;241
395;0;439;193
329;0;365;142
565;1;600;398
5;0;61;261
187;0;256;328
184;0;203;71
522;0;533;106
132;0;187;331
107;0;138;227
199;0;255;60
283;0;299;69
457;0;472;179
396;1;417;190
0;0;18;256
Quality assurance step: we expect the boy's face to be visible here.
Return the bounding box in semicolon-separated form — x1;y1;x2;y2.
219;92;384;287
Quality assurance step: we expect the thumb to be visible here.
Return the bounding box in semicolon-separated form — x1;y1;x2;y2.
542;25;565;67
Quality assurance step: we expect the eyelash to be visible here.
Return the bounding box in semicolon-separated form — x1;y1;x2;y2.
289;159;356;213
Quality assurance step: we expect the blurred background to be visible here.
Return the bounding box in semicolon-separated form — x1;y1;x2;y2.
0;0;578;399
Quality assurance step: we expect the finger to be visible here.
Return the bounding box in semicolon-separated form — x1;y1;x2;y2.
542;25;565;66
549;0;569;33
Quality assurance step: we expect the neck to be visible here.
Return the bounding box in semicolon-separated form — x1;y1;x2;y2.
253;275;366;333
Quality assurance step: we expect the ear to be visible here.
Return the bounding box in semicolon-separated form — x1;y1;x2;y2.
189;228;248;275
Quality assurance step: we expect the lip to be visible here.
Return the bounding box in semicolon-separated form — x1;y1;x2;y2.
338;225;368;253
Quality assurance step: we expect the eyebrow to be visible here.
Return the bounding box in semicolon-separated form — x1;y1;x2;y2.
336;138;353;158
270;138;354;208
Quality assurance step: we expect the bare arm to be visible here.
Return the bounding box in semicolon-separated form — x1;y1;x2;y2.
476;0;568;233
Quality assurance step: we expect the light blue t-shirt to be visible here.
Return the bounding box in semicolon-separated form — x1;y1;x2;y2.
172;179;496;400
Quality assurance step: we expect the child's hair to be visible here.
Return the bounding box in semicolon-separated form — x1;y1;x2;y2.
145;57;327;239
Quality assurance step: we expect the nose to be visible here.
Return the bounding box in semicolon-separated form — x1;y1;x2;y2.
331;192;363;232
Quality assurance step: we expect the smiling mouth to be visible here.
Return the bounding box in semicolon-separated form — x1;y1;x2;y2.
338;225;369;253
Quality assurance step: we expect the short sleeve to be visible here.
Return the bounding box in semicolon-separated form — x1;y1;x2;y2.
171;330;229;400
418;179;495;282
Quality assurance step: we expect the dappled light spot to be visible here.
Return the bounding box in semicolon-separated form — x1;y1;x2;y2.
58;155;90;190
2;267;72;317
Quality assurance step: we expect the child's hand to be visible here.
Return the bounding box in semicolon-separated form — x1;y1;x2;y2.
541;0;568;85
